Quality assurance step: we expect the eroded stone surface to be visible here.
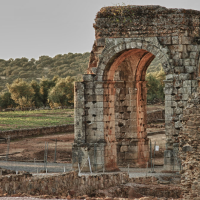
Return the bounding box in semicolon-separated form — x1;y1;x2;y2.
179;92;200;199
73;5;200;172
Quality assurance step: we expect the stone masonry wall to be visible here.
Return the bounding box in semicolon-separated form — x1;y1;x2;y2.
0;124;74;140
0;172;183;199
0;172;129;197
179;92;200;199
73;5;200;172
147;109;165;124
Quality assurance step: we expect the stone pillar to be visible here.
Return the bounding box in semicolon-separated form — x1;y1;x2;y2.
164;80;174;170
136;81;149;167
73;74;106;172
72;81;87;171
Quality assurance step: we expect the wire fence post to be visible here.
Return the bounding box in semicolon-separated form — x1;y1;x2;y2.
94;143;97;172
146;162;148;177
100;144;104;173
46;142;48;172
6;136;10;161
173;151;175;171
149;139;152;173
44;142;46;169
128;164;129;176
153;141;156;173
46;142;48;164
54;138;57;163
34;158;36;172
44;142;47;169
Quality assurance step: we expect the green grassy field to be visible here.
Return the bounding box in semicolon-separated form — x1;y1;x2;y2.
0;109;74;131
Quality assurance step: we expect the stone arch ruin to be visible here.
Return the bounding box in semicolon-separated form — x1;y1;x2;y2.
72;5;200;172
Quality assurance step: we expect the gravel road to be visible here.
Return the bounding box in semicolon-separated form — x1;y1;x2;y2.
0;161;177;178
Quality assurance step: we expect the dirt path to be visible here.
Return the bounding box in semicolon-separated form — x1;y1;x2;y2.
0;133;74;163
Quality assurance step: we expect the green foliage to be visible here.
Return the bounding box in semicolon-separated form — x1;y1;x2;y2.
0;52;165;109
0;92;17;109
30;80;43;108
7;79;35;108
0;52;90;92
39;77;56;106
146;69;165;103
0;74;75;109
48;77;74;108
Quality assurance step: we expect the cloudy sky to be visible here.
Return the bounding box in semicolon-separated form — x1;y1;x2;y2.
0;0;200;60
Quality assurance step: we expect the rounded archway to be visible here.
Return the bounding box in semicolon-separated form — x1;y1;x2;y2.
73;5;200;173
72;37;171;172
95;38;170;170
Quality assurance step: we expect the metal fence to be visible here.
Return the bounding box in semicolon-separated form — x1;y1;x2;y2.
0;135;73;174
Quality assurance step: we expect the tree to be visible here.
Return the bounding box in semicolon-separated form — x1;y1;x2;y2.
39;77;56;106
7;78;35;108
0;92;17;109
30;80;43;107
48;77;74;108
146;69;165;103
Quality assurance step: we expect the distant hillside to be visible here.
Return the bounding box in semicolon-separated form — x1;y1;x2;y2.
0;53;162;92
0;52;90;92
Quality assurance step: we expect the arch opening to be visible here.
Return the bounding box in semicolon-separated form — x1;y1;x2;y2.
103;48;156;170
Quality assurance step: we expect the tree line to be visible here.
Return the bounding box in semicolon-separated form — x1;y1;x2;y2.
0;76;74;109
0;68;165;109
0;53;165;109
0;52;90;93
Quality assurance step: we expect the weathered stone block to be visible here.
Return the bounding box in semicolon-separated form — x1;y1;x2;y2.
182;145;193;152
174;66;184;73
164;87;173;94
187;45;199;52
178;73;189;80
158;36;171;44
190;51;199;59
179;36;193;44
83;74;95;82
120;145;128;152
182;93;189;100
125;152;138;160
191;80;198;88
175;121;182;128
166;74;174;80
185;66;195;73
96;38;105;46
172;36;179;44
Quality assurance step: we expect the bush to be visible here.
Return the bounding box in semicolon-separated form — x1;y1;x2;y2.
146;69;165;103
48;77;74;108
